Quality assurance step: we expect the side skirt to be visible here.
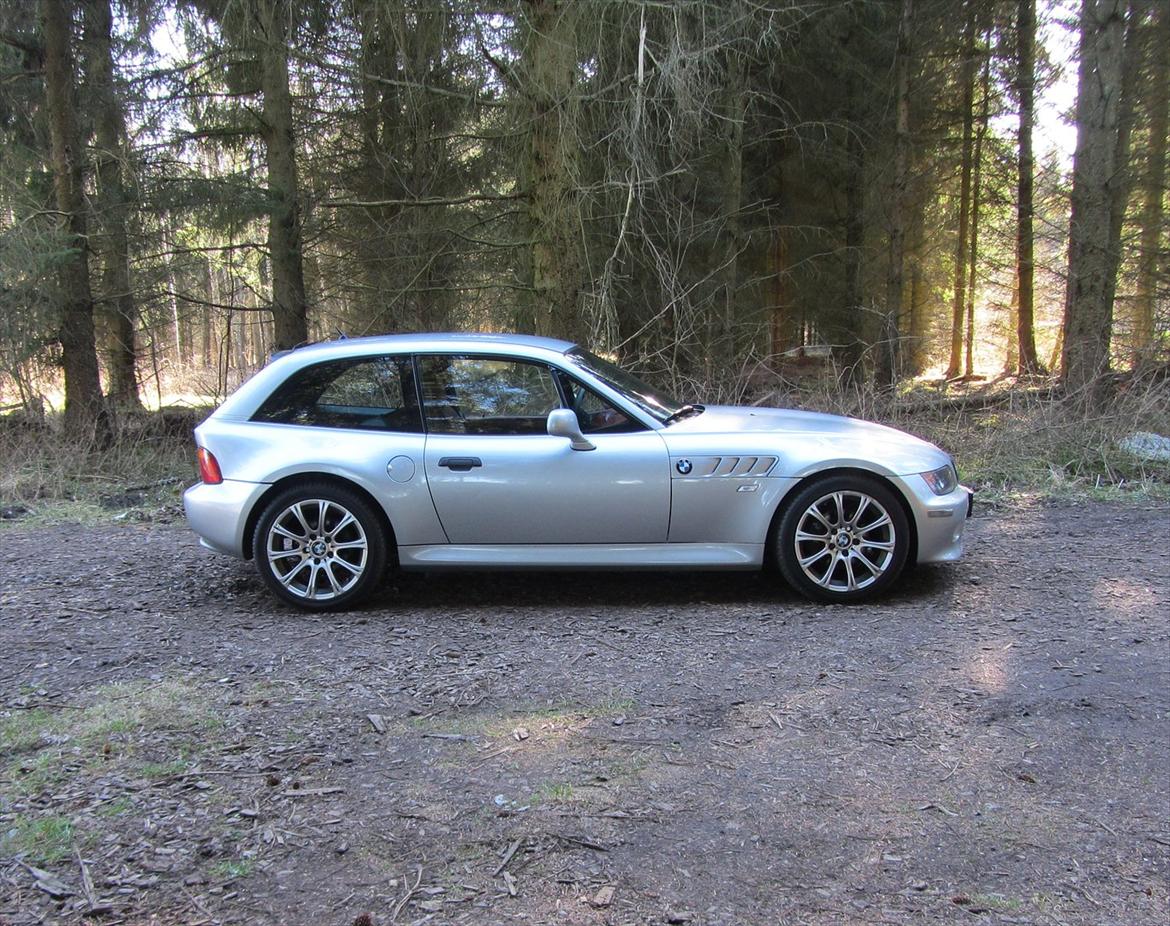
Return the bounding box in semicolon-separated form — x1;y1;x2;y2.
398;542;764;571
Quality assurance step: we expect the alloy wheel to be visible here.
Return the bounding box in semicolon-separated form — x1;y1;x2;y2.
792;490;897;593
264;498;369;601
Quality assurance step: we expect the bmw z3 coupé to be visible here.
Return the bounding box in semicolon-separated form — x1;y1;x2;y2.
184;333;972;609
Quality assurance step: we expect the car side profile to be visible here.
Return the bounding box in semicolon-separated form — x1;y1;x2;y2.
183;333;972;609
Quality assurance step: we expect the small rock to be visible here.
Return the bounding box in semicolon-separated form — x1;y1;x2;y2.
1118;431;1170;462
666;912;694;924
590;885;615;907
512;727;529;741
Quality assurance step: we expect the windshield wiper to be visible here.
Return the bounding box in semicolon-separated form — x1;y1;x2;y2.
663;404;704;425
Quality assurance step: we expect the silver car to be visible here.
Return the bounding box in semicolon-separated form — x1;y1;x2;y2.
184;333;972;609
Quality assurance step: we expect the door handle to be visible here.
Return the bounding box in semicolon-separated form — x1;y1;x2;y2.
437;456;482;472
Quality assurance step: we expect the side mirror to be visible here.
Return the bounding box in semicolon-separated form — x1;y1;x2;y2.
547;409;596;451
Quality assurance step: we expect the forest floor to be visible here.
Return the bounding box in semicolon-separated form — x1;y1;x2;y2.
1;500;1168;926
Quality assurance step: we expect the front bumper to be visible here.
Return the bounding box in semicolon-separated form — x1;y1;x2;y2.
890;475;973;564
183;479;269;558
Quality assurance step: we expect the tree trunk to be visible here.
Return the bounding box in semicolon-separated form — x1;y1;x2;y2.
354;1;403;331
42;0;107;437
715;46;746;376
1132;1;1166;365
257;0;308;351
841;77;866;380
84;0;141;410
880;0;914;387
770;221;794;357
907;216;928;376
965;31;991;378
947;3;977;379
1016;0;1043;373
1103;2;1141;316
1062;0;1127;396
523;0;584;343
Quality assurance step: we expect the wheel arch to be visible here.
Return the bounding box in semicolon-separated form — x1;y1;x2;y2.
763;466;918;569
242;472;398;562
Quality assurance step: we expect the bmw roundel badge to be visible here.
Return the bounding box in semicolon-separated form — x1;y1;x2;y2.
676;459;693;475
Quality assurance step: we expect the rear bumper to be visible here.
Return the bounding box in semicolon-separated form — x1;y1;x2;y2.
183;479;268;558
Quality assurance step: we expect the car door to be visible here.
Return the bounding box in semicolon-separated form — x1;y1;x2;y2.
419;354;670;544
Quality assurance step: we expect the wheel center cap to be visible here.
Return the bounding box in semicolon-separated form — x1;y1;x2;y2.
835;531;852;549
310;540;327;556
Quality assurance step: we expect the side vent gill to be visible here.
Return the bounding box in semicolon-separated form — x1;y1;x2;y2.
674;456;776;477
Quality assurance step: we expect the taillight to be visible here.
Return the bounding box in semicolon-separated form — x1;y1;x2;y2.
197;448;223;485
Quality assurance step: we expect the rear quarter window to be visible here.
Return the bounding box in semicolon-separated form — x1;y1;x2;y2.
252;356;422;432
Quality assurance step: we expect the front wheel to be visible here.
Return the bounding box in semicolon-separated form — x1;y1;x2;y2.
774;475;910;603
253;483;387;610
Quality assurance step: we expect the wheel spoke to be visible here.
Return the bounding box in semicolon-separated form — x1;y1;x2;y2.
327;553;360;576
812;551;838;586
854;548;884;576
832;493;846;526
329;512;356;537
842;555;858;590
858;538;895;552
279;558;310;588
799;546;832;568
322;560;343;594
290;503;313;537
858;514;892;535
269;549;303;562
333;539;366;551
795;530;828;543
806;506;834;531
272;523;305;543
850;495;870;526
305;561;324;597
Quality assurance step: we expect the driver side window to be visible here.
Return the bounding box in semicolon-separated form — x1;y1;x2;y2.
419;355;560;435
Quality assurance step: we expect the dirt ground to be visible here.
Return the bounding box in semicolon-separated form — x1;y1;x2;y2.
1;501;1168;926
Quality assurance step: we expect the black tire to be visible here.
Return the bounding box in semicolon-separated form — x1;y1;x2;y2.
252;482;387;611
774;474;911;603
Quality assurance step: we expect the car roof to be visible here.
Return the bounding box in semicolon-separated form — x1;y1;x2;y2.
285;332;578;358
210;332;582;421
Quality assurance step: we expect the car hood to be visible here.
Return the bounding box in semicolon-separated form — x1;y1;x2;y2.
662;405;950;476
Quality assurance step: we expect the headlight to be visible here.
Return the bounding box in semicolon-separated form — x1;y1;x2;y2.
920;463;958;495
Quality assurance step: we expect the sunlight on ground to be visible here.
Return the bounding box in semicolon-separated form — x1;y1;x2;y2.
966;646;1012;696
1091;577;1163;618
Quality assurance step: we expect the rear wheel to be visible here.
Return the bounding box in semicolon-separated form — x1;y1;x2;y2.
253;483;387;610
774;474;910;603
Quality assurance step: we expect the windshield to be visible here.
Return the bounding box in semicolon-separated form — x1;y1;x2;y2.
565;348;687;424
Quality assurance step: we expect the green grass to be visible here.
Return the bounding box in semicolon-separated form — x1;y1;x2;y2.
94;797;133;817
1;679;224;797
1;815;75;865
209;857;254;880
139;758;192;780
531;781;575;804
0;709;55;756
